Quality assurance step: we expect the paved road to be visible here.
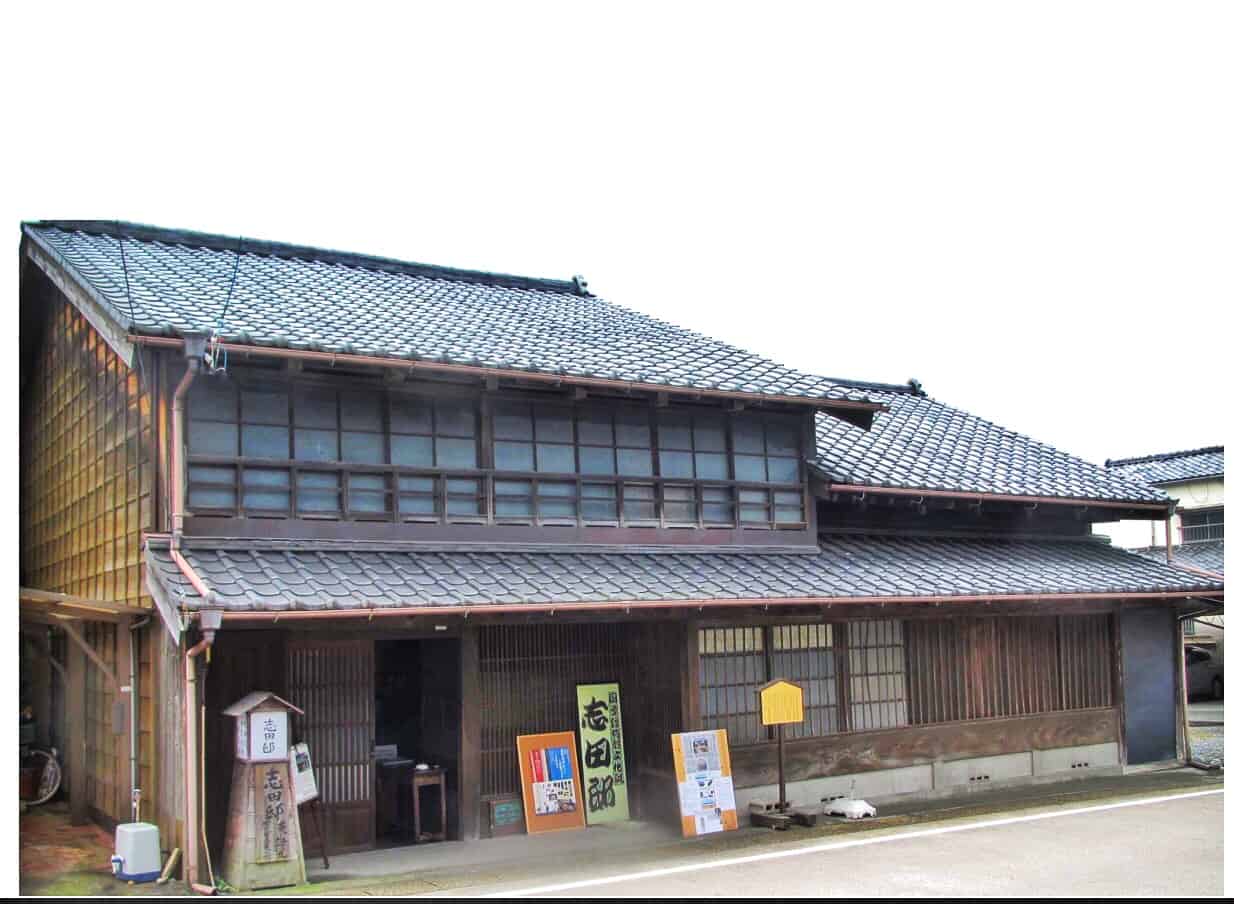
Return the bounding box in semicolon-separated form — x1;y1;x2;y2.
459;791;1223;898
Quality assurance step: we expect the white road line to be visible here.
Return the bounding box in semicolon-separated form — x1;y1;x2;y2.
467;788;1224;898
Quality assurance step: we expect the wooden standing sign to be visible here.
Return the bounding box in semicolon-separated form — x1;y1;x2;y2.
516;731;586;834
759;679;804;811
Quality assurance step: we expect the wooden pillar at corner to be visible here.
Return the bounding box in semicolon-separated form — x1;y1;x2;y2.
67;635;88;825
459;625;482;841
681;620;701;731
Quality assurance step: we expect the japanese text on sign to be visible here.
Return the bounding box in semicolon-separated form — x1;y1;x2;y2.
575;683;630;824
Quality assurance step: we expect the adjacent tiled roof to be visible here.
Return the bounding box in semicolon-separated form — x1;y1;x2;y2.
1133;541;1224;577
145;535;1219;613
22;221;871;405
812;382;1171;505
1106;447;1224;486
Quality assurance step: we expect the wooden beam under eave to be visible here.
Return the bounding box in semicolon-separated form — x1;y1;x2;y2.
21;603;126;626
20;587;145;618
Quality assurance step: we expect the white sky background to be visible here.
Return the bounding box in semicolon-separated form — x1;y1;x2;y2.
4;2;1230;464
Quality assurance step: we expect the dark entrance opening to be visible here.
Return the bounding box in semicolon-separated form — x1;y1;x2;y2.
374;638;461;846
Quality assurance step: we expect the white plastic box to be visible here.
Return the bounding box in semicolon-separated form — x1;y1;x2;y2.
112;822;161;882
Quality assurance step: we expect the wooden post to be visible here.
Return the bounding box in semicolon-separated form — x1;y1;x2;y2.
776;724;786;810
67;635;88;825
681;621;701;731
459;626;481;840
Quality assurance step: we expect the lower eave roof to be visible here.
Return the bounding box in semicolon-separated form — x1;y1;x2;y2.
144;534;1222;615
1132;540;1224;578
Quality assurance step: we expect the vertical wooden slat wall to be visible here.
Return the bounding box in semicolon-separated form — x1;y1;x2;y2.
907;614;1113;726
20;286;158;827
477;623;652;800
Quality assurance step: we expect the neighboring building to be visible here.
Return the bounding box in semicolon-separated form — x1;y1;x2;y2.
1102;447;1224;654
19;221;1223;884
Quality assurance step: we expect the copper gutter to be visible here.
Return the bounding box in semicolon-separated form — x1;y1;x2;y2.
128;334;886;416
185;630;217;896
197;589;1221;622
1165;501;1175;562
825;483;1170;513
170;354;213;602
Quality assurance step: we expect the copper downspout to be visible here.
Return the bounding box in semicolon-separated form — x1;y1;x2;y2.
168;335;219;894
1165;501;1175;562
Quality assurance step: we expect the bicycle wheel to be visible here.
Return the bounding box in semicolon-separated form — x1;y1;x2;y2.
20;746;62;806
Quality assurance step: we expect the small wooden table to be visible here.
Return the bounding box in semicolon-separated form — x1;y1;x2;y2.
407;768;447;843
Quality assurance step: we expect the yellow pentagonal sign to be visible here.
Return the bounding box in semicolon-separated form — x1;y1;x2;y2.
759;679;804;726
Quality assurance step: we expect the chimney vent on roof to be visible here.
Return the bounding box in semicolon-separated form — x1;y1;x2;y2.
907;378;924;395
572;274;589;294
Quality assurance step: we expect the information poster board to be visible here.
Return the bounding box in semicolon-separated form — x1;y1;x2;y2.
516;731;586;834
671;729;738;837
290;742;318;806
575;682;630;824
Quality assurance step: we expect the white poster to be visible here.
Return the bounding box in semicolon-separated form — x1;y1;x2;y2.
250;710;288;762
291;742;318;805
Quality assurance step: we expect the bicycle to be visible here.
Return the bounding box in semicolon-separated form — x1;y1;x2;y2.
19;718;62;807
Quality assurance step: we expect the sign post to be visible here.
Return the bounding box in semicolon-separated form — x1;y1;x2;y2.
575;683;630;824
752;679;804;829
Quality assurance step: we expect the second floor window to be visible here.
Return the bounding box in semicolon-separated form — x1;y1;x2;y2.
1180;507;1223;543
185;374;807;529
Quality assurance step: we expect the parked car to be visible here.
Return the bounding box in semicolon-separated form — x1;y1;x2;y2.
1185;645;1223;700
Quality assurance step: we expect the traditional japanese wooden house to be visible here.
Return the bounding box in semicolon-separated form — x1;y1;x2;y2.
18;221;1223;885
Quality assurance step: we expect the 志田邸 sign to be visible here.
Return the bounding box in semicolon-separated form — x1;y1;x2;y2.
575;683;630;824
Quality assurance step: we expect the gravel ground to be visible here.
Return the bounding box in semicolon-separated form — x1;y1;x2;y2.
1190;726;1224;767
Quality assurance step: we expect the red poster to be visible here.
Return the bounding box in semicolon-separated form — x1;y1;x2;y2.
530;749;545;783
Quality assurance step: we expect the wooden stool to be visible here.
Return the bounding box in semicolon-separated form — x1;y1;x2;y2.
407;768;446;843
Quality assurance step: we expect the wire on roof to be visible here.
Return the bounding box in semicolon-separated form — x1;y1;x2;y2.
207;237;244;375
116;223;148;393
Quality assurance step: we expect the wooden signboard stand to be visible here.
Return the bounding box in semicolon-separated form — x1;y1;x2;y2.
516;732;586;834
749;679;810;831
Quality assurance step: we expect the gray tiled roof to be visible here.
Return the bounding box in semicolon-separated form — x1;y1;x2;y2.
145;534;1219;613
1106;447;1224;486
22;221;870;404
1133;541;1224;577
812;383;1171;504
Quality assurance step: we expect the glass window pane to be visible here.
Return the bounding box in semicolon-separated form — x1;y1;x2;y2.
658;415;692;449
297;472;340;513
391;434;433;467
342;431;385;464
401;494;438;516
242;390;289;424
242;468;290;488
537;482;578;519
189;421;237;455
295;390;338;428
493;403;533;440
734;454;766;482
389;397;433;434
622;484;657;521
579;446;616;475
494;479;533;517
535;443;576;474
581;483;618;521
435;402;476;437
398;475;435;493
616;448;653;476
495;441;534;472
188;465;236;509
615;411;651;447
663;486;696;523
702;487;734;524
295;428;338;461
660;450;694;479
695;452;728;479
534;408;573;443
693;416;727;452
242;424;289;459
349;474;388;514
732;419;764;453
190;382;236;421
765;421;799;456
767;457;800;483
577;414;614;445
340;393;382;431
437;437;477;469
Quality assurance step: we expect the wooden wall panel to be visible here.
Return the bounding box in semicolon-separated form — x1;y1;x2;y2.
20;281;159;827
730;707;1120;788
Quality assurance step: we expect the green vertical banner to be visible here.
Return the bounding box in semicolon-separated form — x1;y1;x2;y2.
575;682;630;824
